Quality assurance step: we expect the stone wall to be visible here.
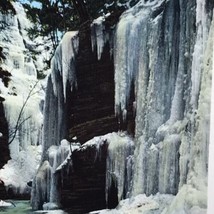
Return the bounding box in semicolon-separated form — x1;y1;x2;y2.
59;143;110;214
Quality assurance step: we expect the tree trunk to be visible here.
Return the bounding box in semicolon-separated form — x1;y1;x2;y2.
70;0;90;23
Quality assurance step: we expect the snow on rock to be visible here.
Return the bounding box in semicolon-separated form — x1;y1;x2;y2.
90;193;174;214
81;132;134;203
162;185;207;214
43;202;60;211
0;145;42;193
0;200;13;207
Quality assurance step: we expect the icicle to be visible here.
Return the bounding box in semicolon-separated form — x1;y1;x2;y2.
190;0;208;110
0;87;43;194
31;161;52;210
91;17;106;60
51;32;79;101
106;132;134;203
114;0;165;125
207;20;214;214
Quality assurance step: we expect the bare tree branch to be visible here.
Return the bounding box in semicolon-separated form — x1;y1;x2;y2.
8;81;40;145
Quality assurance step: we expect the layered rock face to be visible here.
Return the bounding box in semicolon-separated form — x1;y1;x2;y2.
67;24;118;144
60;142;108;214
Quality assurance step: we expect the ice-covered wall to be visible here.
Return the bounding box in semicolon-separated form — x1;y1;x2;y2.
31;139;78;210
114;0;213;212
31;32;79;210
0;2;47;195
30;0;214;212
74;132;134;209
41;31;78;159
106;132;134;202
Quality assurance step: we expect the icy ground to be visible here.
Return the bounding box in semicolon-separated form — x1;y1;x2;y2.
90;192;206;214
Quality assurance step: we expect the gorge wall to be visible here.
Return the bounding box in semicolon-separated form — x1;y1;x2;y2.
31;0;214;213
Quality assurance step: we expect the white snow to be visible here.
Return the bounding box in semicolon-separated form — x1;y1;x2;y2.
90;193;174;214
0;132;2;137
43;202;59;210
0;200;13;207
0;145;42;193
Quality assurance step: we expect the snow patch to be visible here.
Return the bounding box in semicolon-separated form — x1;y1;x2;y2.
0;200;13;207
90;193;174;214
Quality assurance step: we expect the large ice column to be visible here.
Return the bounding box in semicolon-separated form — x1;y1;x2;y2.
208;20;214;214
114;0;213;207
114;0;189;197
106;132;134;204
48;140;72;204
187;8;213;190
31;32;79;210
51;31;79;101
31;160;52;210
31;139;77;210
190;0;208;111
114;8;144;120
114;0;185;136
42;32;79;159
41;76;66;159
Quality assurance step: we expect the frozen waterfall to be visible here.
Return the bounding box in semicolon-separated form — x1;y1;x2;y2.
31;32;79;210
42;31;79;159
0;2;46;194
29;0;214;212
114;0;213;212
